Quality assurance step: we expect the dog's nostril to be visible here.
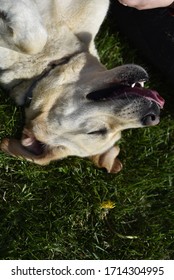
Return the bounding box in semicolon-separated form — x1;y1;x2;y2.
141;114;159;126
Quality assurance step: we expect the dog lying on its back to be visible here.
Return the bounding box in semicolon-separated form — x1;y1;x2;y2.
0;0;164;173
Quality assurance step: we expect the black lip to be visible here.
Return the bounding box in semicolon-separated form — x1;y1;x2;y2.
87;85;126;100
87;85;165;108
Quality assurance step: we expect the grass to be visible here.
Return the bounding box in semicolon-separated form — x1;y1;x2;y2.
0;18;174;260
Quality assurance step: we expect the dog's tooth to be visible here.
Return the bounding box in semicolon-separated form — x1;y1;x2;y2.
139;81;145;87
131;83;136;88
132;81;145;88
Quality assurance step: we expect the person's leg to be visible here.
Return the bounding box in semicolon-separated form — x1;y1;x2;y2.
110;1;174;85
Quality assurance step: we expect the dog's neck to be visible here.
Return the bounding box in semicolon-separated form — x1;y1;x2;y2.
1;24;87;89
11;50;105;107
24;55;77;107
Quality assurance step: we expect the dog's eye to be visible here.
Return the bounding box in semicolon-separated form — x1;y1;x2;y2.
87;128;107;136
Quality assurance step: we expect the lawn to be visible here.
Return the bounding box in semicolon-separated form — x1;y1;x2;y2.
0;14;174;260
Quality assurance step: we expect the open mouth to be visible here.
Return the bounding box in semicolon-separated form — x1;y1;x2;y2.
87;81;165;109
119;83;165;108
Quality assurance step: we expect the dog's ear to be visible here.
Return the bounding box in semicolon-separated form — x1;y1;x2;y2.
0;138;45;163
0;137;69;165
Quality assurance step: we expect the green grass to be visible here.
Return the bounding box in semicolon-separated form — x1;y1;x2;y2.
0;21;174;260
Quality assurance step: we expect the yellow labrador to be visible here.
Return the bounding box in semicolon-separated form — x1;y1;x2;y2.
0;0;164;172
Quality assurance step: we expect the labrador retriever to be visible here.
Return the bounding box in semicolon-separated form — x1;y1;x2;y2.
0;0;164;172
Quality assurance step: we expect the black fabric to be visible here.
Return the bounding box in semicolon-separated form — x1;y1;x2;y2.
109;1;174;85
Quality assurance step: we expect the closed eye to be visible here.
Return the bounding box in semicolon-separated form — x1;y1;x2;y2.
87;128;107;136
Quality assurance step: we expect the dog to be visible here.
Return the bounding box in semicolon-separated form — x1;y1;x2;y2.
0;0;164;173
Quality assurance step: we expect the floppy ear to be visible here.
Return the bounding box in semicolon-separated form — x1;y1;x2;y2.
0;138;69;165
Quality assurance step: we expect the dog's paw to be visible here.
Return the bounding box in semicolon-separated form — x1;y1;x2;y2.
108;157;123;173
90;145;123;173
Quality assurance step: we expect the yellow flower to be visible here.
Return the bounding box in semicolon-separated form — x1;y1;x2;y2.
100;200;115;209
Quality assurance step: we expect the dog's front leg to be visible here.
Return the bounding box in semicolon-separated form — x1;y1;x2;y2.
90;145;123;173
0;0;47;54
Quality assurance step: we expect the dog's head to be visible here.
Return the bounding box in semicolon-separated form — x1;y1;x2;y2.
1;53;164;165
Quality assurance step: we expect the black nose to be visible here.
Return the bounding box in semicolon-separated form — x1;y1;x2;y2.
141;113;160;126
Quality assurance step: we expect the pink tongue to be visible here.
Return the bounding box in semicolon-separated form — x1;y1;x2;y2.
145;89;165;108
125;87;165;108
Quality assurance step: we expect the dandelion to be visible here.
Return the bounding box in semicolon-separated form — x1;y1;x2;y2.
100;200;115;209
100;200;115;219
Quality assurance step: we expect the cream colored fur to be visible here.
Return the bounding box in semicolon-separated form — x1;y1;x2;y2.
0;0;162;172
